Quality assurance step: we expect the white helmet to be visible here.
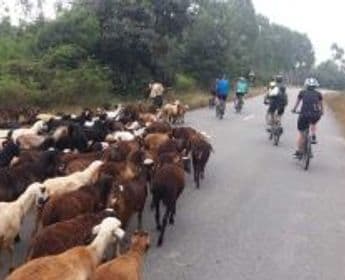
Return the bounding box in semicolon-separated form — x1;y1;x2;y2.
269;81;276;88
304;78;319;88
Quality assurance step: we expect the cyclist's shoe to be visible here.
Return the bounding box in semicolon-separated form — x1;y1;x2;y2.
311;135;317;144
294;150;303;159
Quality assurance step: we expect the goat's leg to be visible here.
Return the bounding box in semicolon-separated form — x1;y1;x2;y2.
157;207;170;247
155;199;161;231
111;240;122;260
32;207;42;237
0;247;3;267
150;198;155;211
194;165;200;189
169;203;176;225
137;211;143;230
7;243;15;272
201;164;206;180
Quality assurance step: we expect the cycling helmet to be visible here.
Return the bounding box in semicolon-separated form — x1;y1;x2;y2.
275;74;283;83
269;81;277;88
304;77;319;88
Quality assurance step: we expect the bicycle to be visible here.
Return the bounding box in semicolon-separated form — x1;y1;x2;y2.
269;116;283;146
209;96;216;108
293;112;313;170
234;95;244;113
216;97;226;119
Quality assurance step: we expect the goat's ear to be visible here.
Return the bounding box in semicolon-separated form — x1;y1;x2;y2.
131;233;139;244
110;198;117;207
113;228;125;240
173;156;180;164
92;225;101;235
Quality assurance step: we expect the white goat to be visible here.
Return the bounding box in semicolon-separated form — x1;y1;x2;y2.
6;217;125;280
105;104;124;120
0;183;45;271
11;120;47;142
16;134;46;150
36;113;61;122
39;160;104;197
105;131;135;142
126;121;141;131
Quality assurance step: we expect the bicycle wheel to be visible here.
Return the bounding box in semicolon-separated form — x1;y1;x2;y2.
273;130;280;146
304;137;312;170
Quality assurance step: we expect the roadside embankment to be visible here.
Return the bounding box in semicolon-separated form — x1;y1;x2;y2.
325;92;345;135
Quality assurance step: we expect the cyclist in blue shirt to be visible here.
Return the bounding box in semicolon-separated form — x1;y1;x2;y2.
216;75;230;100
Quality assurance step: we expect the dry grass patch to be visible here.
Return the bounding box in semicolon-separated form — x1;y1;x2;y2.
325;92;345;135
45;87;265;114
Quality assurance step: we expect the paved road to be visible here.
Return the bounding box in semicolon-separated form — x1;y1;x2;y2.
2;88;345;279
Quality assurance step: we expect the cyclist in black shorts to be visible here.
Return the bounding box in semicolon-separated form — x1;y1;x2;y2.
292;78;324;157
265;75;288;131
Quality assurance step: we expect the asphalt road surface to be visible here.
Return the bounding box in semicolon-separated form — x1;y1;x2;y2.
2;88;345;280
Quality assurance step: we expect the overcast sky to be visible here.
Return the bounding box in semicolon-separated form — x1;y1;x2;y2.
253;0;344;63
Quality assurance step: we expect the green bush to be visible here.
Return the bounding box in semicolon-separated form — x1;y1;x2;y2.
0;76;39;107
43;44;87;69
174;73;197;91
0;58;113;108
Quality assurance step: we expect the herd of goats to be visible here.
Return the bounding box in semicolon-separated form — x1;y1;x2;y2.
0;100;213;279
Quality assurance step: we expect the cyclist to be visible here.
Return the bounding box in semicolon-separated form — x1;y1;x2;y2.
235;77;249;110
265;75;288;131
148;81;164;109
215;75;230;118
216;75;230;101
292;78;323;158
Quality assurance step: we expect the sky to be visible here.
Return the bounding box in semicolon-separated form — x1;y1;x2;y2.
253;0;345;63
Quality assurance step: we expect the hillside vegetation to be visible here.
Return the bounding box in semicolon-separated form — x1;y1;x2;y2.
0;0;317;108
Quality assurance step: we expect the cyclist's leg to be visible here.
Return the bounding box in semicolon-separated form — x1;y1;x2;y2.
235;93;240;106
296;116;308;154
310;115;321;143
267;100;276;128
239;94;244;105
276;106;285;125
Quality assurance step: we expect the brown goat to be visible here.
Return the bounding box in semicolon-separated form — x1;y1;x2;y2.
39;176;114;227
108;169;148;229
191;135;213;188
100;160;140;185
0;151;60;202
151;161;185;246
145;122;171;135
27;209;117;260
94;231;150;280
61;151;103;174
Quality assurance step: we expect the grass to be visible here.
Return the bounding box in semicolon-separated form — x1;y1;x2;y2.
167;86;265;110
46;87;265;113
324;92;345;135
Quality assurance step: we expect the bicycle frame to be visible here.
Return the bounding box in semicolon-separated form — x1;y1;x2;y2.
269;113;282;146
216;97;226;119
293;111;313;170
301;128;312;170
